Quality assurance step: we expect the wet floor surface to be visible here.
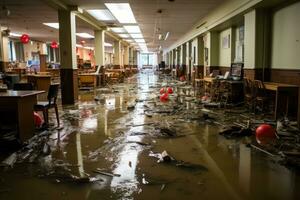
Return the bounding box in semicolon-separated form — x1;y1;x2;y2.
1;70;300;200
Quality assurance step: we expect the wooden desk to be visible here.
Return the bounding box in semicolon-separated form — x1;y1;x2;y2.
264;82;299;119
203;77;243;103
0;90;45;141
27;74;51;101
78;73;101;88
203;76;214;83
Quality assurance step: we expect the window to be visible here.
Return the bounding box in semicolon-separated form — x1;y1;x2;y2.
8;40;24;62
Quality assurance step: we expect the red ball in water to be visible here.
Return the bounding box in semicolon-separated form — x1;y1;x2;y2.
167;87;173;94
255;124;276;139
160;93;169;102
34;112;43;128
160;87;166;94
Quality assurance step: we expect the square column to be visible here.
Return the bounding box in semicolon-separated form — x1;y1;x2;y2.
113;40;121;67
94;30;105;67
58;9;78;104
124;45;129;66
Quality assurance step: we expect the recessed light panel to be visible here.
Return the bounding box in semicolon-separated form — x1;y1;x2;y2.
87;9;116;21
119;34;130;38
105;3;136;24
124;25;141;33
130;33;143;39
43;23;59;29
76;33;94;38
110;27;126;33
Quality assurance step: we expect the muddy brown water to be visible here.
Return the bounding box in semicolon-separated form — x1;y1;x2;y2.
0;70;300;200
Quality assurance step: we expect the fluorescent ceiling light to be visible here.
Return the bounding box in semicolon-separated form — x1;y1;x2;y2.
134;38;145;43
76;33;94;38
105;3;136;24
130;33;143;39
43;23;59;29
119;34;130;38
164;32;170;40
105;42;113;47
87;9;116;21
84;46;94;50
124;25;141;33
110;27;126;33
9;32;22;37
125;39;134;42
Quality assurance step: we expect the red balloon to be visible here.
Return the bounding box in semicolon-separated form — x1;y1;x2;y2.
255;124;276;143
20;34;30;44
160;88;165;94
50;41;58;49
34;112;43;128
167;87;173;94
180;76;186;81
160;93;169;102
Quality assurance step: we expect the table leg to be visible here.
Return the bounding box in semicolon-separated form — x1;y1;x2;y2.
17;95;36;141
274;90;279;119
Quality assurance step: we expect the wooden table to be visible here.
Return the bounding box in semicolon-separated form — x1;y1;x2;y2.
0;90;45;141
27;74;51;100
264;82;299;119
78;73;101;88
203;77;244;103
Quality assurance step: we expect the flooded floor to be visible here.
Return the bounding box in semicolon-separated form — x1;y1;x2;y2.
1;69;300;200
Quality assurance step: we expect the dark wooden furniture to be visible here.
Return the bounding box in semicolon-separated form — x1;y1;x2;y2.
244;78;254;109
0;90;45;141
34;84;60;127
27;74;52;101
203;77;243;103
253;80;269;112
13;83;34;90
264;82;299;119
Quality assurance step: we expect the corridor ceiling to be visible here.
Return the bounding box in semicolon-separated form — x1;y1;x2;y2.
0;0;226;52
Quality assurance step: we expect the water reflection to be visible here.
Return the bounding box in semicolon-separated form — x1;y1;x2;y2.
110;73;149;198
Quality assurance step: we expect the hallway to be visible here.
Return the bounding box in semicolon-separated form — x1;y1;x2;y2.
0;69;299;200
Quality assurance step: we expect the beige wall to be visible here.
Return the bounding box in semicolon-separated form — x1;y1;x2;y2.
219;28;232;67
165;0;262;53
23;41;47;60
244;10;256;69
271;2;300;69
2;36;9;62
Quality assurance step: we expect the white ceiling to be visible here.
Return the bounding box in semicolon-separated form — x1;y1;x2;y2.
0;0;227;52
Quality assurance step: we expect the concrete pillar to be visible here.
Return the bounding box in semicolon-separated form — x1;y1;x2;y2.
133;50;138;66
58;9;78;104
124;45;129;66
113;40;121;66
182;44;186;65
244;9;271;80
94;30;105;67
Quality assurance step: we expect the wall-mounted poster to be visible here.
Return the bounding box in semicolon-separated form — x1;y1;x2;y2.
222;34;230;49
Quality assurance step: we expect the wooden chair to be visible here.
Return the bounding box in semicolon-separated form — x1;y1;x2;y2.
13;83;34;90
34;84;60;127
243;78;254;110
210;79;221;102
194;75;205;96
219;80;231;105
253;80;268;112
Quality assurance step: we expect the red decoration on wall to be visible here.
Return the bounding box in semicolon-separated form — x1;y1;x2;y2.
88;50;92;57
80;40;86;46
50;41;58;49
20;34;30;44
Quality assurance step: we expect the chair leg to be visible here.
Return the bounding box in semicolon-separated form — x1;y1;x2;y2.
43;109;48;125
54;105;60;127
